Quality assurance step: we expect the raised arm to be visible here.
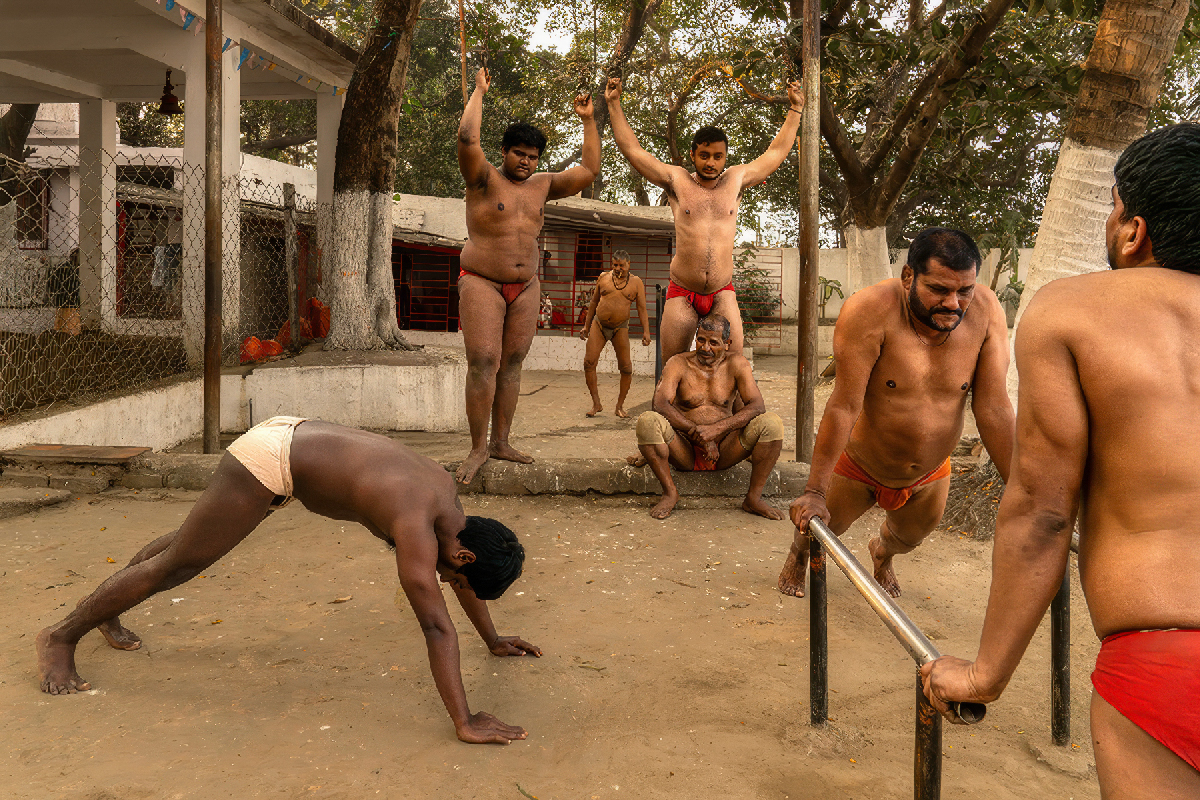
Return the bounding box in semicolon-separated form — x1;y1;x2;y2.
921;285;1087;719
789;289;883;532
548;93;600;200
738;81;804;189
604;77;677;189
969;289;1016;482
457;67;491;188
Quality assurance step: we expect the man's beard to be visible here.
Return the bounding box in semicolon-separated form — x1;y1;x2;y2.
908;283;963;332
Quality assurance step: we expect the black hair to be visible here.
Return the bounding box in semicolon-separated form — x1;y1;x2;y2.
907;227;981;276
1114;122;1200;274
691;126;728;151
501;123;548;157
456;516;525;601
697;313;731;342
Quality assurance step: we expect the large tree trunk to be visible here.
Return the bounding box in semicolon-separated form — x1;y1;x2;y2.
845;225;892;294
1006;0;1189;399
0;103;39;205
324;0;423;351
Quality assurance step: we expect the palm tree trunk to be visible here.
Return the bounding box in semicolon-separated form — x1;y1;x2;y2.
1006;0;1189;398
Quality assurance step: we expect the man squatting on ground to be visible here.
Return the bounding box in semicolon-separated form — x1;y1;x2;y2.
782;228;1015;598
605;76;805;363
632;314;785;521
579;250;651;418
37;418;541;745
924;124;1200;798
455;67;600;484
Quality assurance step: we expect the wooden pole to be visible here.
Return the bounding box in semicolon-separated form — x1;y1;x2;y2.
203;0;223;454
795;0;820;462
458;0;469;105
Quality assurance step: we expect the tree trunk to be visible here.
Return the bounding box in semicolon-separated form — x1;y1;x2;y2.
324;0;423;352
0;103;39;205
1006;0;1189;400
844;225;892;294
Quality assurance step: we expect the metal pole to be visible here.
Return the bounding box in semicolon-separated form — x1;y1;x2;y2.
284;182;299;349
809;533;828;725
807;517;986;724
654;283;664;383
1050;566;1071;745
794;0;820;463
203;0;223;454
915;670;943;800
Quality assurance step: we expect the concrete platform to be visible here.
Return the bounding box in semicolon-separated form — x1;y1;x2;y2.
0;486;72;519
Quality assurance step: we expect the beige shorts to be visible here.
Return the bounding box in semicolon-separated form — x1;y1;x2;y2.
226;416;309;504
635;410;784;451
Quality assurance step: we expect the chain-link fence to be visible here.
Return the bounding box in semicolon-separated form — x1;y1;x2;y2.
0;147;317;420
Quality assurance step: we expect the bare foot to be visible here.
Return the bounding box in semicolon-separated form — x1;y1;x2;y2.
626;453;647;467
36;628;90;694
456;448;489;484
777;543;809;597
868;536;902;598
586;403;603;418
489;442;534;464
614;407;630;419
98;617;142;651
650;491;678;519
742;496;786;520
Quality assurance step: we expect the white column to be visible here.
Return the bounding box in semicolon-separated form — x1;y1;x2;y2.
77;99;117;331
181;44;205;367
315;90;343;301
221;44;241;339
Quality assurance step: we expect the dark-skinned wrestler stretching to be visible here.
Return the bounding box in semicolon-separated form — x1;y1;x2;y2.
455;67;600;484
37;419;539;745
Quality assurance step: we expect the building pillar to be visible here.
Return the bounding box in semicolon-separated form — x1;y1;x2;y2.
221;44;241;339
315;91;343;299
77;99;117;331
181;45;206;367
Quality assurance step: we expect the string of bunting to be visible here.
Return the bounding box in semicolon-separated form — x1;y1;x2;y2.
153;0;347;95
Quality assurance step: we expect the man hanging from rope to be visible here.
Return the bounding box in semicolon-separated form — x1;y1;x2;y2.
605;75;804;363
455;67;601;484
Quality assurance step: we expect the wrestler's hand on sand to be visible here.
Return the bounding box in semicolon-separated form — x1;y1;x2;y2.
920;656;1000;724
642;334;652;346
789;490;831;534
457;711;528;744
787;80;804;111
604;76;622;103
475;66;490;94
574;93;594;119
489;635;542;657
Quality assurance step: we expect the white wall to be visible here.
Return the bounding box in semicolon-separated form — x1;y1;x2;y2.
402;329;657;376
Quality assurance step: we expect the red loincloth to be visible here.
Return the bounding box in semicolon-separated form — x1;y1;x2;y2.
1092;628;1200;772
666;279;735;316
833;451;951;511
459;268;530;305
692;445;718;471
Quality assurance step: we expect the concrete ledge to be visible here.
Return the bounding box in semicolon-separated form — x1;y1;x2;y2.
451;458;810;497
0;486;73;519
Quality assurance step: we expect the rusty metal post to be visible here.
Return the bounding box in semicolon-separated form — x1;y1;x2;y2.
794;0;820;462
809;533;828;725
203;0;223;454
654;283;664;383
284;183;300;349
915;670;943;800
1050;566;1071;745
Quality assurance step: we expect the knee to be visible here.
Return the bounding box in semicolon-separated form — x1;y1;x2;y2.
500;348;527;373
618;362;633;376
583;356;599;370
467;352;500;377
636;411;669;445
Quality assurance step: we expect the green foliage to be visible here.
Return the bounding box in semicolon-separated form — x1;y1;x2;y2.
818;275;842;319
117;103;184;148
732;246;780;336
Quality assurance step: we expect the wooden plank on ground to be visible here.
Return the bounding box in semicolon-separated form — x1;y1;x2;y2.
0;445;151;465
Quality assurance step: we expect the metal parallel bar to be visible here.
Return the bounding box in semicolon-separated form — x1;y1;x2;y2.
1050;565;1071;745
809;534;828;725
202;0;223;454
915;671;943;800
806;517;986;724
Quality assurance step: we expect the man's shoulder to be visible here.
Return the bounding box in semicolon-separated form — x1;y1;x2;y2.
837;280;900;326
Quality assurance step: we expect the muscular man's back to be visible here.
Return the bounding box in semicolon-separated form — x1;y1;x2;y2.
664;170;744;293
1052;268;1200;637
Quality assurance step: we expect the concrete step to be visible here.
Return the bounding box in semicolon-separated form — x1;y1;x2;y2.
0;486;73;519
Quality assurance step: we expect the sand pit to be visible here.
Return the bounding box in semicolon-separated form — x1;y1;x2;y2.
2;488;1098;799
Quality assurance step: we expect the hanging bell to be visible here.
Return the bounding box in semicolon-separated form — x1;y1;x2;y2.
156;70;183;116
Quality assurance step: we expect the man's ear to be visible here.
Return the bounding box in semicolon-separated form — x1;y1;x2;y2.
900;264;914;290
1121;215;1155;264
454;548;476;565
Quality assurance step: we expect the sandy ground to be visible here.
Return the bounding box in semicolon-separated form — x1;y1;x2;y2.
4;488;1096;800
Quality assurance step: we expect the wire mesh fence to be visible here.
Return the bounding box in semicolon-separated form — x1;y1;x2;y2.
0;147;318;420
